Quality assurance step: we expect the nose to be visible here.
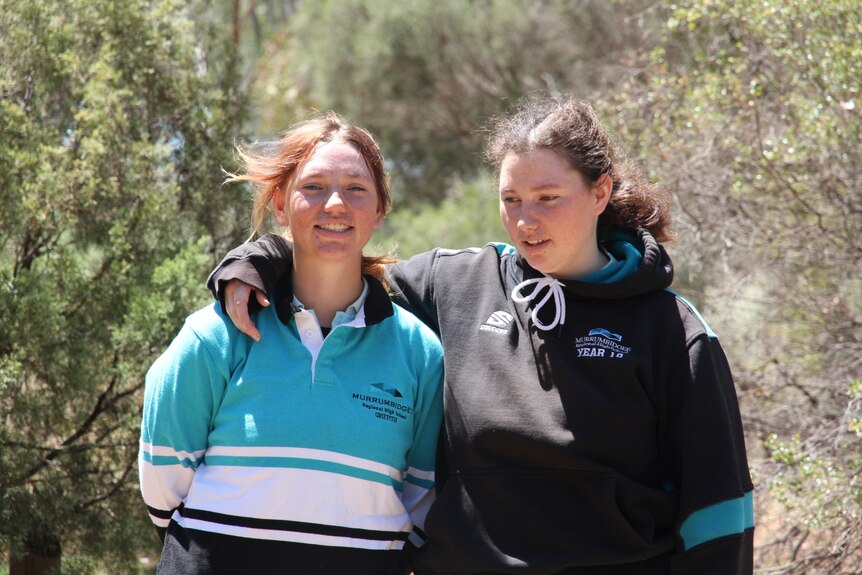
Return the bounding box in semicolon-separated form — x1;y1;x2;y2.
323;189;346;212
516;203;538;231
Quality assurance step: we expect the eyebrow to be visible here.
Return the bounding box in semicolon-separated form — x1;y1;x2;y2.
531;183;562;191
500;182;562;194
300;169;373;181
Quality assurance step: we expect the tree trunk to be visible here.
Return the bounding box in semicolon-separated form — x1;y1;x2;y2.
10;532;61;575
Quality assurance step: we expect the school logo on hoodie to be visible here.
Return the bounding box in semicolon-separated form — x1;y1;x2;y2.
575;328;632;358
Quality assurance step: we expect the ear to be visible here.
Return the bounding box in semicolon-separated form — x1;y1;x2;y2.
373;206;384;229
593;174;613;215
372;193;385;229
273;185;290;228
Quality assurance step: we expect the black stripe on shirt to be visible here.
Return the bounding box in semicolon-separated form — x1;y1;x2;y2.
178;506;409;541
161;524;408;574
147;505;175;520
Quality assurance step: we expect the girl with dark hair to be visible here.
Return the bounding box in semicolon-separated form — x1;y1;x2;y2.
205;98;753;574
139;113;444;574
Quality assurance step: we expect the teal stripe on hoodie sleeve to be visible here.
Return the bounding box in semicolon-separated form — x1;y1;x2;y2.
679;491;754;550
666;289;719;339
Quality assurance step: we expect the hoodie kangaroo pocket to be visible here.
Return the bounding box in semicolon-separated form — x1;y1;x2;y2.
419;468;675;573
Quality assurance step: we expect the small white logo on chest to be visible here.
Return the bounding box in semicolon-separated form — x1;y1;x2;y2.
480;311;514;334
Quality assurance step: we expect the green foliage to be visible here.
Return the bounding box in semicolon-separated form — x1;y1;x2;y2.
373;172;507;258
1;0;858;571
0;0;246;569
850;380;862;438
764;417;861;569
606;0;861;570
766;431;860;529
246;0;662;204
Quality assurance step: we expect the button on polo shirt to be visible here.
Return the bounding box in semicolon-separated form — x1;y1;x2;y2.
291;279;369;374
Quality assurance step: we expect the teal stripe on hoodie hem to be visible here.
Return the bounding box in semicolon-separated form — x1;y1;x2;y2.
680;491;754;550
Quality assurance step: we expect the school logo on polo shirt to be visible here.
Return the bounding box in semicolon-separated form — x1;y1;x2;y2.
352;383;412;423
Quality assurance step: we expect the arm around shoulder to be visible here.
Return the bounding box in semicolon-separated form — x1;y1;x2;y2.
387;250;443;333
206;234;294;311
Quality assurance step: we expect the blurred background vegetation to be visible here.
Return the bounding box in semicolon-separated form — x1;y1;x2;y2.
0;0;859;573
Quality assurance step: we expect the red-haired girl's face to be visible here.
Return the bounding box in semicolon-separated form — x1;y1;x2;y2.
275;140;383;268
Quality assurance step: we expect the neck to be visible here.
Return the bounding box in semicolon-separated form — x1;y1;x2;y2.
292;258;364;328
552;245;610;281
584;246;611;275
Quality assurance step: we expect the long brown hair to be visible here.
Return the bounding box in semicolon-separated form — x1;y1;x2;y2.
486;97;674;242
226;112;395;283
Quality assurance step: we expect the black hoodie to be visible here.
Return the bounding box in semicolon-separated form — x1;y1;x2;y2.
207;228;754;575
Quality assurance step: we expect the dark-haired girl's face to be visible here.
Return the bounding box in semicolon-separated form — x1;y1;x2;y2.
499;148;611;279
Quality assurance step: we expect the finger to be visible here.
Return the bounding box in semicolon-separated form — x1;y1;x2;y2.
225;282;252;338
225;284;237;320
227;281;261;342
239;307;261;342
255;290;270;308
225;280;242;316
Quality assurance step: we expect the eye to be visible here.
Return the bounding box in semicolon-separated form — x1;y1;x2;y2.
502;196;521;204
301;182;323;192
539;194;558;202
347;184;369;192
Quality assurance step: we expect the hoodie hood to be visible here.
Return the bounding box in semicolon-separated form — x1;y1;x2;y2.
512;227;674;301
506;228;674;332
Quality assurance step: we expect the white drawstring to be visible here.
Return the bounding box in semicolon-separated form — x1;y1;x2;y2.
511;276;566;331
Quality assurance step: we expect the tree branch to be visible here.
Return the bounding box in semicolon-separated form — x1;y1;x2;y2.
75;451;137;511
16;353;121;483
